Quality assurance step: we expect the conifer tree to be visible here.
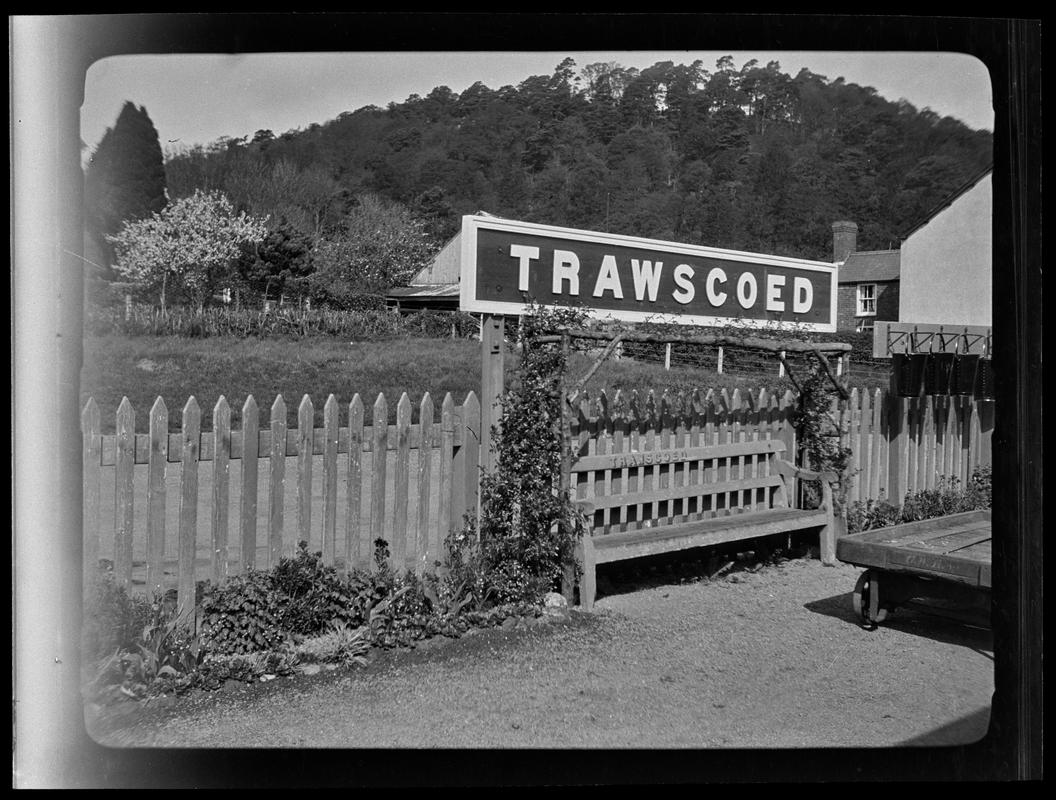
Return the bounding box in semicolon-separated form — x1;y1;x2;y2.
84;101;167;274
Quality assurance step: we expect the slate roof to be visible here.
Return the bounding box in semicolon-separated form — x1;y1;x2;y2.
837;249;901;284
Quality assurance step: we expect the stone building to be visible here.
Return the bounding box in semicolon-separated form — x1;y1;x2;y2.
832;220;901;333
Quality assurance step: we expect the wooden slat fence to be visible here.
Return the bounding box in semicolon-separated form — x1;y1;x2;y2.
569;387;995;513
82;391;481;615
841;389;994;507
82;383;993;617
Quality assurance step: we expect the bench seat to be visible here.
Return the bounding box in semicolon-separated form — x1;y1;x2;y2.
589;507;833;565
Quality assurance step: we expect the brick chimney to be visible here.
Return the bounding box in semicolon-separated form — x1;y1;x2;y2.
832;220;858;263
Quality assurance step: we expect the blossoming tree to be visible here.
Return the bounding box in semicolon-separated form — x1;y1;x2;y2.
107;189;269;311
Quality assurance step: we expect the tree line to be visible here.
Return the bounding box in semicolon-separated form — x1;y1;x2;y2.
84;56;992;311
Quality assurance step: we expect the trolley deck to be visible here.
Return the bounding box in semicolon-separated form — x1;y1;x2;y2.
835;509;991;628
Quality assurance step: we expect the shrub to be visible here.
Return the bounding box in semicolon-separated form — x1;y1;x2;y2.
845;497;903;533
83;590;202;700
901;467;992;522
198;569;286;656
195;650;300;689
290;620;370;666
845;466;992;534
82;570;154;663
84;303;478;341
271;541;359;636
436;521;494;614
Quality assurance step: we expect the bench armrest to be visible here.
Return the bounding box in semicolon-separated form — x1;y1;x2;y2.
575;500;596;516
773;458;838;484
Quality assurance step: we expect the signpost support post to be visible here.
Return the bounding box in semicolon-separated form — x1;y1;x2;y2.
480;313;505;477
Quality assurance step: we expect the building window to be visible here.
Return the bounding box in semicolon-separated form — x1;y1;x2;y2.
856;283;877;316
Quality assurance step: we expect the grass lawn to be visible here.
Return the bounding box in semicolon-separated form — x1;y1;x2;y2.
81;334;839;433
81;335;484;432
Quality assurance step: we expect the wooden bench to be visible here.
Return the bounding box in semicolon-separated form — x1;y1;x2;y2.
569;438;839;610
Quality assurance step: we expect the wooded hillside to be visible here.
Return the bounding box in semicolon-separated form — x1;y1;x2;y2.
164;57;991;259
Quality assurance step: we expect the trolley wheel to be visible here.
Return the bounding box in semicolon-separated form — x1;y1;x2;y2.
852;570;889;629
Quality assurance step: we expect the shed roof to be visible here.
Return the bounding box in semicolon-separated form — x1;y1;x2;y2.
408;233;462;285
838;249;901;284
387;284;461;299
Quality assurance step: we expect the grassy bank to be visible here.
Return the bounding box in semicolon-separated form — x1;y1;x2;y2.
81;335;483;432
81;334;816;432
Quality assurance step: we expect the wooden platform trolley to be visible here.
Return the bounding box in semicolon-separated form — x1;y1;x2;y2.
835;509;992;629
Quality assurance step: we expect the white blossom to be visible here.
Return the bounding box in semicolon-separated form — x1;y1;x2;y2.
107;189;269;306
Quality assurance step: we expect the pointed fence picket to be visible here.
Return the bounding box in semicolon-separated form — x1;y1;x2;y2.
81;390;483;621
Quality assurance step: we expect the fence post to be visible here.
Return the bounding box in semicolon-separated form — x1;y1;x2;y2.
81;399;101;597
462;392;481;524
178;397;201;629
297;394;314;548
370;393;388;561
393;393;412;570
322;394;339;568
438;393;455;544
240;395;259;574
717;346;724;375
212;396;231;585
417;393;434;571
145;398;168;597
114;397;135;589
268;395;287;568
664;342;672;370
346;394;365;572
778;350;785;377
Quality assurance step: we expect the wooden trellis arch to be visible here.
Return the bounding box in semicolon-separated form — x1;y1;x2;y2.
526;327;853;490
532;328;853;406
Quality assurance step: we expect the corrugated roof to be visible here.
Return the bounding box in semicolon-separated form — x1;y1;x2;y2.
408;233;462;285
837;250;901;284
405;212;504;285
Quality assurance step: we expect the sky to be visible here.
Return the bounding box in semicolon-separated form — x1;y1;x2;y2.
80;50;994;156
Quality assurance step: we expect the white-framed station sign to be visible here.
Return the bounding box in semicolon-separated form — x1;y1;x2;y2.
459;215;838;332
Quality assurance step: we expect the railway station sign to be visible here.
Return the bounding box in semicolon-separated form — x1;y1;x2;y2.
459;215;837;332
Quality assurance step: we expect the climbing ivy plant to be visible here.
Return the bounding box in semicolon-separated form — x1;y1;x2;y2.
790;361;853;514
462;304;591;605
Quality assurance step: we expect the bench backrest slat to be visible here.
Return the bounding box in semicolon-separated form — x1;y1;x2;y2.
583;474;784;512
570;438;794;536
570;439;785;474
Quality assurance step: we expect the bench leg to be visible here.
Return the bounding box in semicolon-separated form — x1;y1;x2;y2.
818;480;837;566
819;519;837;566
578;535;596;612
